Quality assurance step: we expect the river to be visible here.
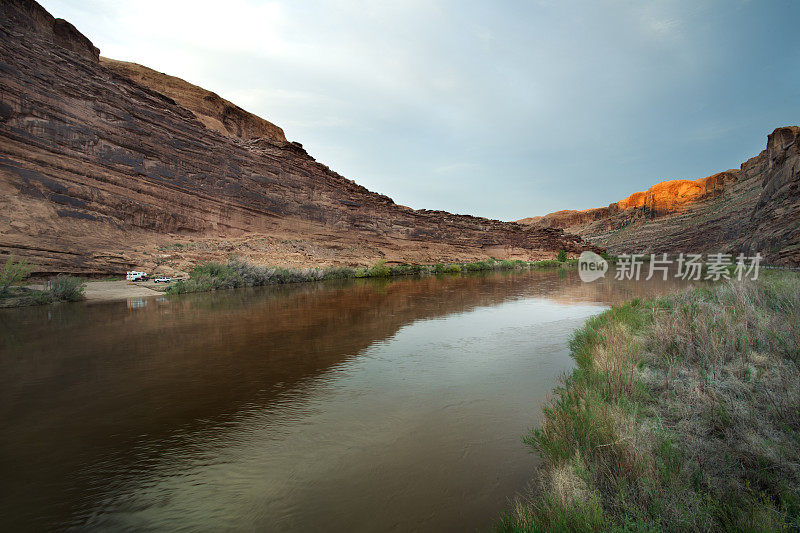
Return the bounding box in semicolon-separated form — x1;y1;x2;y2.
0;269;693;531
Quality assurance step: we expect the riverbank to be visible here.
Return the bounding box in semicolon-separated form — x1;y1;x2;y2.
0;258;578;307
498;272;800;531
165;258;576;295
0;280;167;307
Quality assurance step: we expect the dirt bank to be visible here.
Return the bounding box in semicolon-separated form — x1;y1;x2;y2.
82;280;169;302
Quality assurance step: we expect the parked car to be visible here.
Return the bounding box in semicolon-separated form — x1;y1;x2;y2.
126;271;148;282
153;277;171;283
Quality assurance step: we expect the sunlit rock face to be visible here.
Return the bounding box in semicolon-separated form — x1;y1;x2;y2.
519;126;800;265
0;0;601;275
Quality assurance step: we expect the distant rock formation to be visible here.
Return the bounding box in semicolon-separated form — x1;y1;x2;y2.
519;126;800;265
0;0;600;275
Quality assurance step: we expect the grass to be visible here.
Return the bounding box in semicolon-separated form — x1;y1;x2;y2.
0;275;86;307
0;256;86;307
498;272;800;532
167;257;575;294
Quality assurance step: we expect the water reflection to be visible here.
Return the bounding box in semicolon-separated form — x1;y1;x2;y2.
0;269;695;531
126;297;147;309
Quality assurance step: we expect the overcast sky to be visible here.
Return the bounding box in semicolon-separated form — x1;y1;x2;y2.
39;0;799;221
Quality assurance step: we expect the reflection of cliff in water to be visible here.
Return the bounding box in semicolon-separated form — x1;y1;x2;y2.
0;269;693;529
0;270;695;451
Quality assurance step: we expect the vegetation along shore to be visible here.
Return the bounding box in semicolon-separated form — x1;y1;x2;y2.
165;256;579;295
0;254;583;306
498;272;800;531
0;256;85;308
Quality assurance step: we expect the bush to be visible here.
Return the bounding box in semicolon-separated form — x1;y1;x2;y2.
366;260;391;277
432;263;462;274
49;275;86;302
557;250;568;262
0;255;34;296
323;266;357;279
28;290;54;305
464;260;493;271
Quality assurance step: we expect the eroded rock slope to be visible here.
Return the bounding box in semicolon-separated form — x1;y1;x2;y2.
520;127;800;265
0;0;599;275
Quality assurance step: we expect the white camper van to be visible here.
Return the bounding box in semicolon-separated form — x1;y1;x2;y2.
126;271;148;282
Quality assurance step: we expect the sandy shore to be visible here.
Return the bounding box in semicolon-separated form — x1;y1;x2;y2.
82;280;170;301
26;280;171;303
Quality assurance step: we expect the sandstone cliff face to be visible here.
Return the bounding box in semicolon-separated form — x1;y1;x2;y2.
0;0;600;275
744;127;800;264
520;127;800;265
99;58;287;143
1;0;99;62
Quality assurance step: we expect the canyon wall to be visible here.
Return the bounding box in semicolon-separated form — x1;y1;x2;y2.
0;0;600;275
519;127;800;265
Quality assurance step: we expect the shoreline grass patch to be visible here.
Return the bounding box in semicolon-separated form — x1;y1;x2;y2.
498;273;800;532
0;256;86;307
167;257;574;295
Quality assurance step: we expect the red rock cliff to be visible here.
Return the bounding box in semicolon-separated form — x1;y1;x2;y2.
100;58;287;143
519;127;800;265
0;0;601;275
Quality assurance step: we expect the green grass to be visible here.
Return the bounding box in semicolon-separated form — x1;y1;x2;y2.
0;256;86;307
498;272;800;532
167;257;575;294
0;275;86;307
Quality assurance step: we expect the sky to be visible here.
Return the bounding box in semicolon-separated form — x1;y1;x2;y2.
39;0;800;221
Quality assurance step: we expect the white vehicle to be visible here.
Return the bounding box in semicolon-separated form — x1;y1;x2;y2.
126;271;148;282
153;277;171;283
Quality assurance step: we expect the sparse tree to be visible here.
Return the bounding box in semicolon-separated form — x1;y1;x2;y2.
0;255;34;296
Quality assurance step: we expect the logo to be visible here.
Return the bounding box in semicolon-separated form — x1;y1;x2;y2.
578;251;608;282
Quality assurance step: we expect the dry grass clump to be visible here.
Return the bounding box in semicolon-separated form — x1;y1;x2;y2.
498;273;800;532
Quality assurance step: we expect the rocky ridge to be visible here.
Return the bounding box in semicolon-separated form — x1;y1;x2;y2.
519;127;800;265
100;58;287;143
0;0;600;276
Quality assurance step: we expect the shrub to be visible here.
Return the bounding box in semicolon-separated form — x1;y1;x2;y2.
28;290;54;305
323;266;357;279
0;255;34;296
533;260;561;268
49;275;86;302
366;260;391;277
464;261;492;271
432;263;463;274
557;250;568;262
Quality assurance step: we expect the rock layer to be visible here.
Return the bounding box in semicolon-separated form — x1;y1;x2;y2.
520;127;800;265
100;58;287;143
0;0;600;275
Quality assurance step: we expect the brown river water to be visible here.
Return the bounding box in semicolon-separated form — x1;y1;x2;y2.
0;269;694;531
